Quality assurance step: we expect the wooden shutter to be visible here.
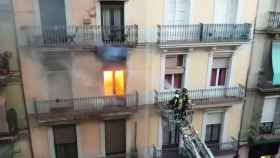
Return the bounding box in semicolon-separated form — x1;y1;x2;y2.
206;112;224;125
53;125;77;144
165;55;184;74
212;58;229;68
261;98;277;123
105;119;126;155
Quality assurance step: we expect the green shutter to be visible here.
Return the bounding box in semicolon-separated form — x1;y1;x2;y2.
272;41;280;85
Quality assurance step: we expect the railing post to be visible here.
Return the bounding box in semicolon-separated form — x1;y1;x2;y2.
33;98;38;115
157;25;161;44
135;91;139;108
135;24;138;46
154;90;159;105
199;23;204;42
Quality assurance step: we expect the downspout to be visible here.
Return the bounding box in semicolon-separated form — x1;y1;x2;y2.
9;0;35;158
234;0;260;157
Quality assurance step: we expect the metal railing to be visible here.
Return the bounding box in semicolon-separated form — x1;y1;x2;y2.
154;86;245;106
257;73;280;90
33;92;139;114
268;11;280;30
259;122;280;135
96;152;138;158
157;24;201;43
157;23;251;44
206;139;238;155
22;25;138;48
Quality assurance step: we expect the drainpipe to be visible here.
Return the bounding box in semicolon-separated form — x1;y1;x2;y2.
234;0;260;157
10;0;35;158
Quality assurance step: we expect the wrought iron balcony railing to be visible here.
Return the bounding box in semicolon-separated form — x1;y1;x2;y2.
33;92;139;116
268;11;280;31
206;140;238;155
22;25;138;49
0;50;10;87
258;122;280;135
257;73;280;92
154;86;245;106
157;23;251;44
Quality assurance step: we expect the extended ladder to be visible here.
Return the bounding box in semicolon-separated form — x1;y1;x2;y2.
161;107;215;158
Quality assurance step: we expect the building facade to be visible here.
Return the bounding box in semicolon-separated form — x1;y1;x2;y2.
241;0;280;157
13;0;257;158
0;0;26;133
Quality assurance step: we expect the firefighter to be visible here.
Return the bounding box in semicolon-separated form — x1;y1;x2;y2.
179;88;191;120
169;90;181;120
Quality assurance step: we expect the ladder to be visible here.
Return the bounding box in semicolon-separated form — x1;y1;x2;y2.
161;107;215;158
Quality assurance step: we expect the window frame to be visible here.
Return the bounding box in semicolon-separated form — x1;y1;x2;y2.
103;69;126;96
205;123;222;144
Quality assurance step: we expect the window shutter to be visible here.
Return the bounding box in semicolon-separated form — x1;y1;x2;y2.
53;125;76;144
206;112;224;125
261;98;277;123
212;58;229;68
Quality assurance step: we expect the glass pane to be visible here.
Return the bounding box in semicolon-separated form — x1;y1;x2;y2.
174;74;182;89
114;70;125;96
210;69;217;86
164;74;172;89
104;71;114;96
211;124;221;142
218;68;227;86
205;125;211;143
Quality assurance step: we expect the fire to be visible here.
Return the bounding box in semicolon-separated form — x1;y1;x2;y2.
103;70;124;96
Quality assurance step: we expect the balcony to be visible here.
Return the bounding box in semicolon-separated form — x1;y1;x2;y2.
22;25;138;50
0;50;10;87
157;23;252;48
249;122;280;145
267;11;280;33
154;87;245;109
206;140;238;156
152;140;237;158
257;74;280;93
33;92;139;124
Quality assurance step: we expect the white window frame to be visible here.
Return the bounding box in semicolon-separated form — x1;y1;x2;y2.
210;67;228;87
202;110;225;143
161;52;188;90
207;51;233;88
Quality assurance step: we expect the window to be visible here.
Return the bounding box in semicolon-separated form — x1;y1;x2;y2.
164;74;182;89
166;0;191;25
204;112;224;144
103;70;125;96
53;125;78;158
205;124;221;144
164;55;184;89
210;57;229;86
101;1;124;41
214;0;238;23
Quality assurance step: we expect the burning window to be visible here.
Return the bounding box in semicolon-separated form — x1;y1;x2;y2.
103;70;125;96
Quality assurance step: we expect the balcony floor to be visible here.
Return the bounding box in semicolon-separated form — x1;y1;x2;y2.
161;148;184;158
33;105;138;125
158;40;249;49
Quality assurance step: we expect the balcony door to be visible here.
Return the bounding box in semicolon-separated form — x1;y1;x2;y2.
165;0;190;25
39;0;67;44
214;0;238;24
162;121;180;148
105;119;126;156
101;1;124;42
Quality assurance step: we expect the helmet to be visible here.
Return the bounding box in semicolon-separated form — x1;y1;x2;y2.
175;90;180;94
182;88;188;93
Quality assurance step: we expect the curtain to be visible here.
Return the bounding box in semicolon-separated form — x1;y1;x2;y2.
218;68;227;86
210;69;217;86
174;74;182;89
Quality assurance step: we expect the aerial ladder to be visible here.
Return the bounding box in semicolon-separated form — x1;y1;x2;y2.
160;90;215;158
